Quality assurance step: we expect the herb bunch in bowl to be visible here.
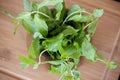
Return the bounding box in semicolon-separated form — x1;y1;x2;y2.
5;0;118;80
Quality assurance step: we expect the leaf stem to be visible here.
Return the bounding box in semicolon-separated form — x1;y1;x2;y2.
17;11;52;20
84;11;92;15
62;10;80;25
34;11;51;19
84;19;98;30
38;50;47;64
3;10;16;19
71;71;75;80
62;10;92;25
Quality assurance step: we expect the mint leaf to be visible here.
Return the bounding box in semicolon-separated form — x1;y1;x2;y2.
39;6;53;18
38;0;63;9
68;15;92;22
17;12;30;20
87;20;98;37
34;14;48;37
23;0;32;12
50;65;61;74
96;53;106;63
28;37;41;59
62;5;82;24
50;62;67;74
82;36;96;62
58;43;68;59
61;76;73;80
31;2;39;11
18;55;37;64
21;15;37;34
21;62;29;69
72;69;81;80
33;32;44;39
47;60;65;65
55;3;63;20
68;5;81;15
42;34;64;52
33;63;39;69
107;61;118;70
62;26;79;37
93;9;104;17
64;43;81;58
55;2;66;21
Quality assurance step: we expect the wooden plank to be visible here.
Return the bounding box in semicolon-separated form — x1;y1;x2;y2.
0;0;120;80
0;70;21;80
0;73;18;80
104;30;120;80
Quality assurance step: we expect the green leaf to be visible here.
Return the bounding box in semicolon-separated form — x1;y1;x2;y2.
58;43;68;59
20;62;29;69
63;5;85;24
73;58;80;66
42;34;64;52
55;2;66;21
55;3;63;20
34;14;48;37
68;15;92;22
61;38;71;47
50;62;67;74
72;69;81;80
68;5;81;15
66;62;74;72
64;43;81;58
38;0;63;9
73;42;79;50
62;26;79;37
18;55;37;64
46;60;65;65
107;61;118;70
31;2;38;11
96;53;106;63
33;63;39;69
23;0;32;12
28;37;41;59
33;32;44;39
13;23;19;35
81;36;96;62
17;12;30;20
61;76;73;80
50;25;66;36
39;6;53;17
87;20;98;36
46;20;57;31
50;65;61;74
93;9;104;17
75;29;85;47
21;15;37;34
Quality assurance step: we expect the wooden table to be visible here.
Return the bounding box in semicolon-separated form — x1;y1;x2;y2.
0;0;120;80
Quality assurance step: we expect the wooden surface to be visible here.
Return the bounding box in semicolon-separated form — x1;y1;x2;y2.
0;0;120;80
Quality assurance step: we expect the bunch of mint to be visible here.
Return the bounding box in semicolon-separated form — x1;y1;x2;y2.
4;0;118;80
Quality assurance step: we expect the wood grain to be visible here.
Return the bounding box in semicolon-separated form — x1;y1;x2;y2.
0;0;120;80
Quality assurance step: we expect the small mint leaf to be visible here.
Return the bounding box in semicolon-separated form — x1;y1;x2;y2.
107;61;118;70
93;9;104;17
33;32;44;39
33;63;39;69
23;0;32;12
21;62;29;69
18;55;37;64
